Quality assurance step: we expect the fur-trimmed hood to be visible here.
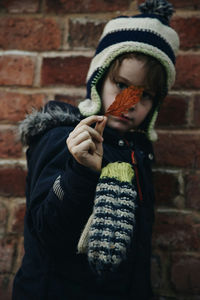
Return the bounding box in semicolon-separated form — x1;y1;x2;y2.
19;101;82;146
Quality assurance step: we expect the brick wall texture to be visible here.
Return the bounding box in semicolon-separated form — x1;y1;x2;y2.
0;0;200;299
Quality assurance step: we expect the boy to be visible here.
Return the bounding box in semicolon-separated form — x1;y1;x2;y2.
13;0;179;299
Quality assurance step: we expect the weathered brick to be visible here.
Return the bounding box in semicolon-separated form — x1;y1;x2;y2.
0;167;26;197
0;55;35;86
0;274;12;300
137;0;200;9
55;94;84;106
9;201;26;233
41;56;91;86
0;92;46;123
153;211;200;251
0;17;61;51
68;18;106;49
0;128;22;158
170;0;200;9
171;254;200;294
156;95;188;128
13;237;24;274
45;0;130;13
154;132;200;168
0;238;15;273
185;173;200;210
175;55;200;90
151;254;162;290
153;171;179;207
172;17;200;50
194;95;200;127
0;0;40;13
151;252;174;295
0;202;8;236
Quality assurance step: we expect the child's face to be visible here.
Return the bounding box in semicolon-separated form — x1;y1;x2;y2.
101;57;154;134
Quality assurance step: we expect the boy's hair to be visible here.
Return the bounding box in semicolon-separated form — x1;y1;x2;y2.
108;52;167;103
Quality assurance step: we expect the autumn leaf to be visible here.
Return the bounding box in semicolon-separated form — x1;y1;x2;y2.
105;85;144;117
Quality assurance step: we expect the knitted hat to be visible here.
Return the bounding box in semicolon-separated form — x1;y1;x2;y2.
78;0;179;140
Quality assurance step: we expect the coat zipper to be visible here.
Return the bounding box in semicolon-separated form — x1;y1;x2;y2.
125;140;143;202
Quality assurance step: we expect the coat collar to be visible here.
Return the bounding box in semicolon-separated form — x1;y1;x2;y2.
19;101;81;146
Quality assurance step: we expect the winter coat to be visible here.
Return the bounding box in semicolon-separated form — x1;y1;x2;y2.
12;101;155;300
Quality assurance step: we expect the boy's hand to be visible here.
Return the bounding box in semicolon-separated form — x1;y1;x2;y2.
66;115;107;172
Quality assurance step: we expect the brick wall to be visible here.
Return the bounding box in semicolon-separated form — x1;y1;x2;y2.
0;0;199;299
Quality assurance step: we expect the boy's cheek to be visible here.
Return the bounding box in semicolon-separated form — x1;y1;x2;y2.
102;96;116;112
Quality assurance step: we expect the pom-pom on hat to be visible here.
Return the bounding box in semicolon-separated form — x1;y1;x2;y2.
79;0;179;119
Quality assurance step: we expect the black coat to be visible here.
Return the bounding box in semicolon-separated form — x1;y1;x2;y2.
13;101;155;300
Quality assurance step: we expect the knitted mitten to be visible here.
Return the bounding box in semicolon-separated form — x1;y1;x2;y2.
77;162;137;274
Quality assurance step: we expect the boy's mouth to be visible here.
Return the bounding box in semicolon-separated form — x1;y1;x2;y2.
117;114;133;123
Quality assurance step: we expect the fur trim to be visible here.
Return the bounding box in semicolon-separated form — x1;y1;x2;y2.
19;102;81;146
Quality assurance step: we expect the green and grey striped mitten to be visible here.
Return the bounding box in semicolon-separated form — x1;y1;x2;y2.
78;162;137;274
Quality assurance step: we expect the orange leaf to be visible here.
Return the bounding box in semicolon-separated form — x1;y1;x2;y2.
105;85;144;117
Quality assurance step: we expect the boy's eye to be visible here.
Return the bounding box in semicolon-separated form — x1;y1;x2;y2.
116;82;128;91
142;91;154;100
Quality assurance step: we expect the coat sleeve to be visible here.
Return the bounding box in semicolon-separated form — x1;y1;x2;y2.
26;126;100;252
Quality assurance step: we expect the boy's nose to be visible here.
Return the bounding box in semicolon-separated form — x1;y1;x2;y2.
128;104;136;112
122;105;136;117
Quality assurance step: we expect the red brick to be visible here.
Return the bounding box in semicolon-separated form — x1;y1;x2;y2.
0;238;15;273
41;56;91;86
170;0;200;9
153;171;179;207
1;0;40;13
13;237;24;274
151;252;174;295
45;0;130;13
55;94;84;107
153;211;200;251
0;55;35;86
0;17;61;51
68;19;106;49
151;255;162;290
171;253;200;294
172;17;200;50
0;167;26;196
175;55;200;90
154;132;200;168
156;95;188;128
185;173;200;210
10;201;26;233
137;0;200;9
0;202;8;236
0;274;12;300
194;95;200;127
0;92;46;123
0;128;22;158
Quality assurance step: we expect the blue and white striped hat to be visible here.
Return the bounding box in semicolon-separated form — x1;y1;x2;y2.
79;0;179;136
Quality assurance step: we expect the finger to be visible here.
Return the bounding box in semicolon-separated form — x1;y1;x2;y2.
76;115;104;129
94;150;103;158
68;126;89;141
71;139;96;157
69;124;103;143
68;130;91;149
95;116;107;136
67;115;105;146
